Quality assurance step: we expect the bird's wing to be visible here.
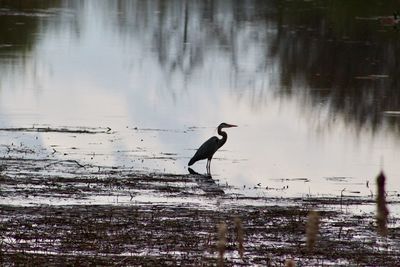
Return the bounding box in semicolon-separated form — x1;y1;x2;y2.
189;136;219;164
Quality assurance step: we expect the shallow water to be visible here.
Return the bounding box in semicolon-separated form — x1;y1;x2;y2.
1;0;400;198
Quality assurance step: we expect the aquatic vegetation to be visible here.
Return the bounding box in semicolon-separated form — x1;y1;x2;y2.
306;210;320;251
234;217;244;260
217;222;227;267
376;172;389;236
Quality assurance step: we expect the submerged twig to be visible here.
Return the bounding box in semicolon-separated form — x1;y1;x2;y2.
45;159;87;168
340;188;346;211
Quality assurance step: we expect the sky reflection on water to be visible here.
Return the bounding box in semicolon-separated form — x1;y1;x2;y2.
0;0;399;197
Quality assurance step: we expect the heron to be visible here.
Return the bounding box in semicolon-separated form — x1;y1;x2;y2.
188;122;237;174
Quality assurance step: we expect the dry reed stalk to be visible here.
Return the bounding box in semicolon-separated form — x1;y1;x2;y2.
376;171;389;236
285;258;296;267
234;217;244;260
306;210;320;251
217;222;227;267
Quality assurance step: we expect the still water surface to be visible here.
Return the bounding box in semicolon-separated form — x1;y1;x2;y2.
1;0;400;197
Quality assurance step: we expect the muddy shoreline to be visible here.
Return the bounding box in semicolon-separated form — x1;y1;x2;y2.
1;127;400;266
1;162;400;266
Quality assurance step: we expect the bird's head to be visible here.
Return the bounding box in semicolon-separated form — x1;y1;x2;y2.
218;122;238;129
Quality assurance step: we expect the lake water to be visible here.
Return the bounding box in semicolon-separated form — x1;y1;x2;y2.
1;0;400;198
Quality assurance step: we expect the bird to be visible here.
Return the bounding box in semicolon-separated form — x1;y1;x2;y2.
188;122;237;174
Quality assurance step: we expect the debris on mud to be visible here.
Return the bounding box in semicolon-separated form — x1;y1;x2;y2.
0;126;112;134
0;126;399;266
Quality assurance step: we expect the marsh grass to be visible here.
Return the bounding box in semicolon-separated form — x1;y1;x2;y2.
306;210;320;251
217;222;227;267
285;259;296;267
234;217;244;260
376;172;389;236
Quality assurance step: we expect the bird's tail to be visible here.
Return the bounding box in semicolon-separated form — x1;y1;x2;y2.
188;157;196;166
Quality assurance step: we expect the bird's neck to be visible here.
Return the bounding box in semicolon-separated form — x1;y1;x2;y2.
217;127;227;148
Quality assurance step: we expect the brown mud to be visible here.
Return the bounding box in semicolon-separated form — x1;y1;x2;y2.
0;127;400;266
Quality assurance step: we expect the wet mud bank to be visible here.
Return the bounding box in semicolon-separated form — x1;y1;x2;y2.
1;163;400;266
1;202;399;266
0;127;399;266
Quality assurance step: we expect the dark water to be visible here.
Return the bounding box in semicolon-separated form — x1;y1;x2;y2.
0;0;400;197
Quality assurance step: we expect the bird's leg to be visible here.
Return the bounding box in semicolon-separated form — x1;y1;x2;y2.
206;159;210;175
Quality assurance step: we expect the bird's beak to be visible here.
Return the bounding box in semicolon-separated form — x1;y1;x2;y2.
227;124;238;128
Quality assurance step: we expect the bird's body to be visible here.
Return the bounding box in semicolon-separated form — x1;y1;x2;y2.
188;122;237;174
188;136;223;166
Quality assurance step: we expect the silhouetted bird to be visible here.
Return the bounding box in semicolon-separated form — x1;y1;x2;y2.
188;123;237;174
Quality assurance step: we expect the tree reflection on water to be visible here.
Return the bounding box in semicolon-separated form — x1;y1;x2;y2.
0;0;399;135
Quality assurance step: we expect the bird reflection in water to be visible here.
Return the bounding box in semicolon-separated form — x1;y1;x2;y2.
188;167;224;196
188;122;237;175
